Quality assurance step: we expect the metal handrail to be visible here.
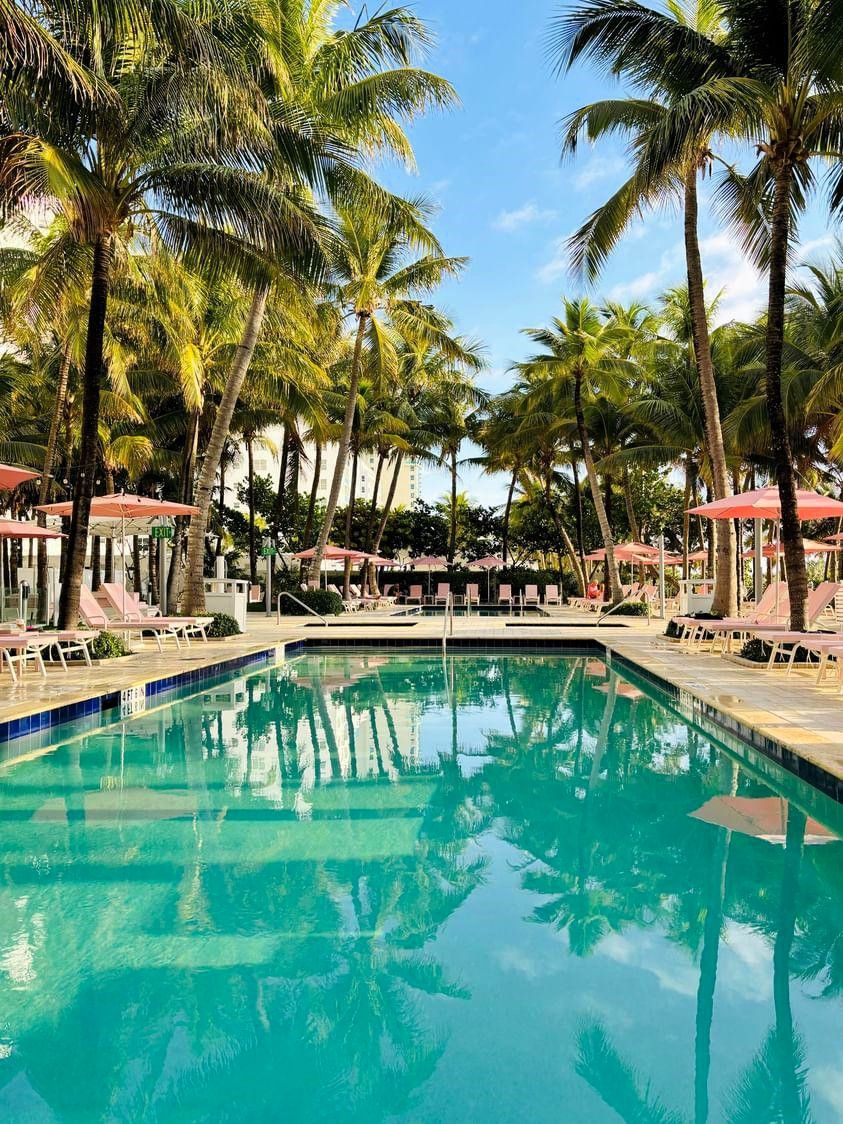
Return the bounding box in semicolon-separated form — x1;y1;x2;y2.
277;591;329;626
596;593;651;627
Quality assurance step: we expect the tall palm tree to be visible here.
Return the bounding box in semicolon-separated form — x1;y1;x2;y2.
520;300;637;604
552;0;739;616
182;1;457;612
309;204;467;575
3;0;320;627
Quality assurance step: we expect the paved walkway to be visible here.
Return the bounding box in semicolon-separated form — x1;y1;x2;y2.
1;607;842;785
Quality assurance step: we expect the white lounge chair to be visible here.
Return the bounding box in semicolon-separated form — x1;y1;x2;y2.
523;584;540;606
544;584;562;606
100;584;211;643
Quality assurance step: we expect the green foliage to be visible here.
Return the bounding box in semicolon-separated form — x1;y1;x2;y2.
91;631;131;659
739;638;796;665
278;588;343;617
207;613;242;638
611;601;649;616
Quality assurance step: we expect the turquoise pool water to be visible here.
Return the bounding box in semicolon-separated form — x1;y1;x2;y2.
1;650;843;1122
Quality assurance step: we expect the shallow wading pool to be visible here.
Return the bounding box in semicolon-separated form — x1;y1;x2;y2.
1;648;842;1121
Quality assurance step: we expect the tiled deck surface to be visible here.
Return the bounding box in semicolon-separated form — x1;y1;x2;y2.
1;608;842;788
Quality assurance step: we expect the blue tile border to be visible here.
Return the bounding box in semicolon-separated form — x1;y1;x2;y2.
0;647;275;745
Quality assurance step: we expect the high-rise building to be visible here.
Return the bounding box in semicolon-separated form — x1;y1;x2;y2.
228;428;420;512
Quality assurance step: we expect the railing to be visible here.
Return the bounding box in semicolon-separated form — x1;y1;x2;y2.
442;592;455;649
277;591;329;627
596;594;651;628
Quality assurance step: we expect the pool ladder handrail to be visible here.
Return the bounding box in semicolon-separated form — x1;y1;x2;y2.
442;592;455;649
277;591;329;626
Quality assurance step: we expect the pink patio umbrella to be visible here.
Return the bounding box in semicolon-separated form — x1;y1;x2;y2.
687;486;843;520
690;796;835;845
38;493;201;616
469;554;506;601
0;520;64;621
0;465;38;491
293;544;363;589
410;554;447;595
689;486;843;617
741;538;840;559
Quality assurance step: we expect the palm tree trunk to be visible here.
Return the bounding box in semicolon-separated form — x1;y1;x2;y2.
448;449;458;564
274;424;290;531
623;466;639;541
342;444;359;600
36;347;71;620
685;165;737;617
303;442;322;549
215;455;226;558
91;535;101;590
59;234;112;628
183;283;269;614
571;453;587;587
167;408;199;609
311;311;367;575
361;448;386;594
575;367;621;603
774;806;806;1123
246;435;257;584
502;467;517;564
683;458;692;580
544;474;584;596
369;451;403;595
766;163;807;631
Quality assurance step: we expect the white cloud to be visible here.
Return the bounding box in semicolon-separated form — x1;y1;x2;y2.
493;201;557;233
608;269;665;302
535;236;571;283
574;154;626;190
796;234;834;261
698;231;766;324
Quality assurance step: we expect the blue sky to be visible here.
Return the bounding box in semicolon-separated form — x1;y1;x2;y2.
376;0;835;504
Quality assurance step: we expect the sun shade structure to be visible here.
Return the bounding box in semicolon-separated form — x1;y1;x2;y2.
0;521;65;621
38;493;200;518
690;796;834;845
469;555;506;600
688;487;843;520
741;538;840;558
0;465;38;491
410;555;448;595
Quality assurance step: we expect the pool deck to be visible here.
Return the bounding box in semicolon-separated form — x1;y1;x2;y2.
1;608;842;792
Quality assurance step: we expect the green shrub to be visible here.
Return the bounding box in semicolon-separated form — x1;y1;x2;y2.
611;601;650;617
94;631;130;659
739;637;798;665
277;588;343;617
207;612;242;638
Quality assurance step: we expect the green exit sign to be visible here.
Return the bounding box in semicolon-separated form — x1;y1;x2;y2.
260;546;277;557
150;525;173;540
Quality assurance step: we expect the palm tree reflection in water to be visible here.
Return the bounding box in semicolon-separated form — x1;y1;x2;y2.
0;654;841;1120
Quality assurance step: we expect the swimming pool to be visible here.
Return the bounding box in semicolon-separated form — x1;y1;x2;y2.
1;649;842;1121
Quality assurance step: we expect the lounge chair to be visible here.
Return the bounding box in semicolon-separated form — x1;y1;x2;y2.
435;583;450;605
466;583;480;605
79;587;184;651
544;584;562;606
328;583;360;611
498;584;513;606
405;585;423;604
0;632;56;682
523;584;540;606
676;582;789;653
747;582;843;672
100;584;211;643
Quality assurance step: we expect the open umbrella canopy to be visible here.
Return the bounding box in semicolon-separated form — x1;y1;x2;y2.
410;555;447;568
0;465;38;491
293;545;361;560
469;555;505;569
0;519;63;540
688;487;843;520
742;538;840;559
825;532;843;542
38;493;199;518
691;796;834;845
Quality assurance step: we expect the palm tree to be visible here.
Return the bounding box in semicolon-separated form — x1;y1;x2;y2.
3;0;321;627
427;371;486;565
309;204;467;575
520;300;638;604
552;0;739;616
182;1;458;612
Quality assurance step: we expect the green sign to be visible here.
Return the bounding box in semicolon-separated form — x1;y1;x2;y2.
260;545;277;557
150;525;173;540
